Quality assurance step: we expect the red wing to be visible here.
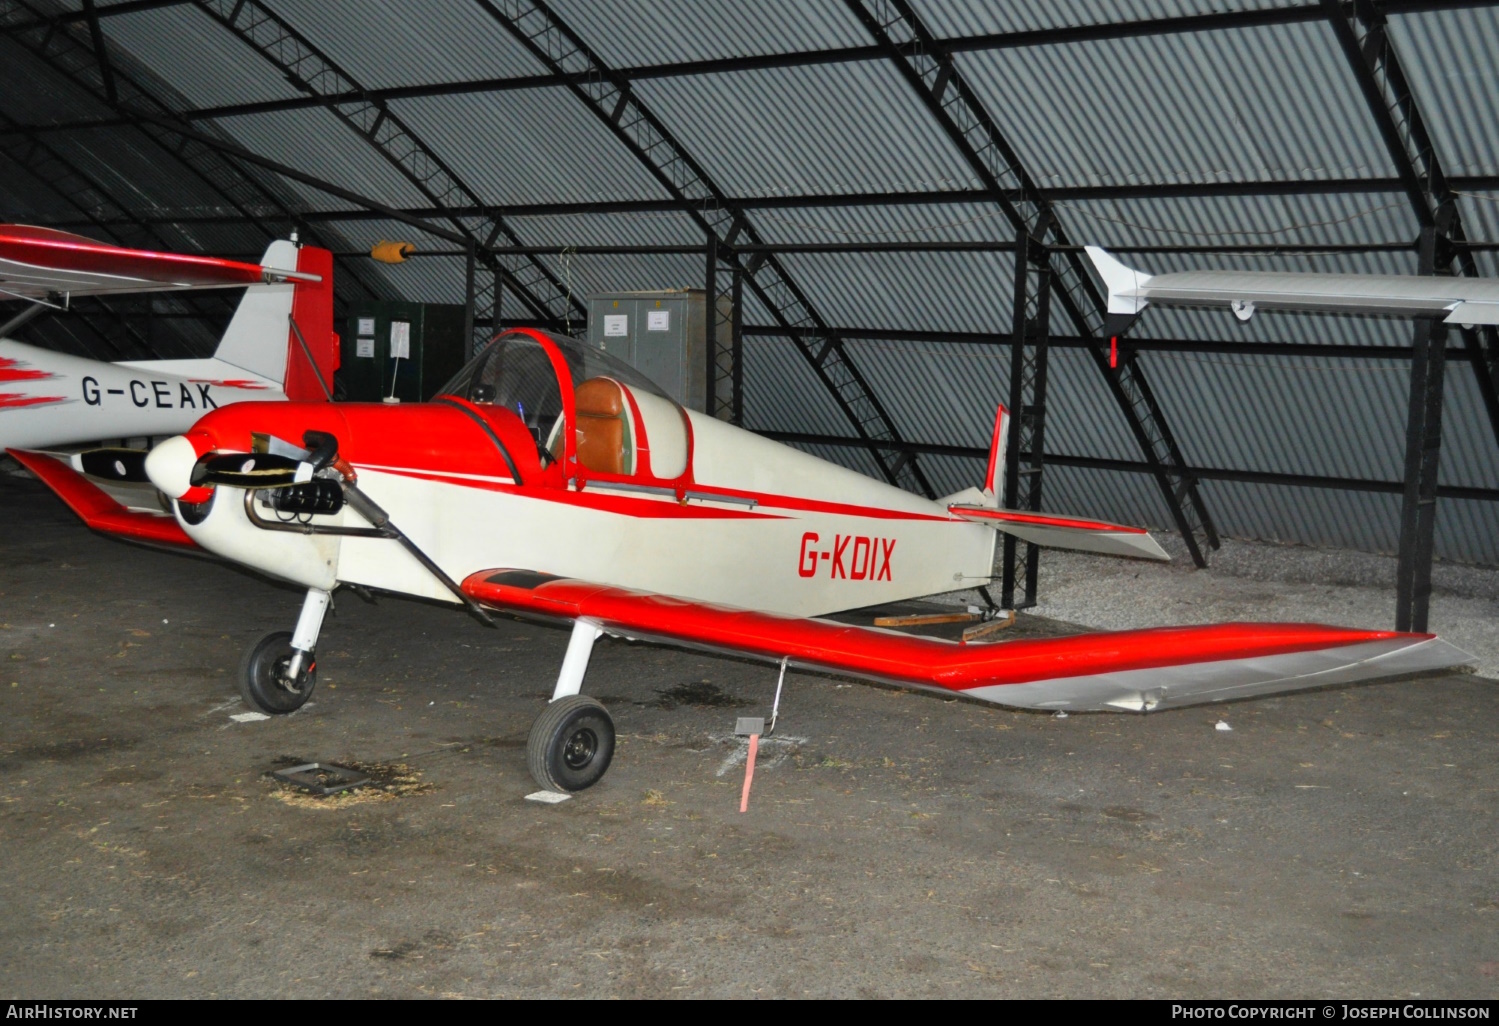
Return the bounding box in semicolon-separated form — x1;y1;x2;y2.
8;449;196;550
462;571;1470;712
949;503;1170;561
0;224;317;299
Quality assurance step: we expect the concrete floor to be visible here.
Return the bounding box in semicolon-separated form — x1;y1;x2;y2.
2;471;1497;999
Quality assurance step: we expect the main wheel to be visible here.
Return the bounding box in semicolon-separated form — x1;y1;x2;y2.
237;629;316;715
527;695;615;793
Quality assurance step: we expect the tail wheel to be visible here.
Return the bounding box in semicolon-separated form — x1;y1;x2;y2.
238;629;316;715
527;695;615;793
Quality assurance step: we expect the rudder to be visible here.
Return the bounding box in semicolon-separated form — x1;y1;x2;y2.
211;239;338;400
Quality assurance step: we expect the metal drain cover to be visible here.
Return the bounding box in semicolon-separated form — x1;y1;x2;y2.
272;762;369;795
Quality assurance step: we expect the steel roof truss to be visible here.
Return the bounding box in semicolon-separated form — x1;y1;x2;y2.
191;0;582;337
478;0;932;496
846;0;1218;566
0;0;385;304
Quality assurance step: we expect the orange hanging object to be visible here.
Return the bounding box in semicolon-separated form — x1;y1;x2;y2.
371;240;415;264
1109;335;1118;369
739;734;759;812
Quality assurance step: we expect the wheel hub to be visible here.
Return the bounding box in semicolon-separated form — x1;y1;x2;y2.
562;727;597;769
272;656;306;694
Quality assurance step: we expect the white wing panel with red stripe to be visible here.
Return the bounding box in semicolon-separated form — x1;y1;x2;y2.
461;572;1470;712
0;225;317;299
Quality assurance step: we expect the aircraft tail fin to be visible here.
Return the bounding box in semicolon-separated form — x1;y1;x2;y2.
212;239;339;400
982;403;1008;506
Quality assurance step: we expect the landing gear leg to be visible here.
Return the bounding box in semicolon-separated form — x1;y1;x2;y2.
237;588;330;715
527;621;615;792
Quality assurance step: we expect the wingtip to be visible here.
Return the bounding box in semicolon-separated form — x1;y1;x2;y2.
1085;245;1153;317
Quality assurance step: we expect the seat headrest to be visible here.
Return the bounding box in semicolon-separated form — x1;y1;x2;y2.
576;376;624;417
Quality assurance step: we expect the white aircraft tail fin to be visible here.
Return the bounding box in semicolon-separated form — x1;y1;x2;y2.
1085;245;1153;316
982;403;1007;506
944;400;1169;560
212;239;339;400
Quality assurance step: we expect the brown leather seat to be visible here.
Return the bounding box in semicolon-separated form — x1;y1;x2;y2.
574;377;628;475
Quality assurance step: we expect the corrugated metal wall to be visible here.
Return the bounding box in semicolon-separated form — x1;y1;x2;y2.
4;0;1498;563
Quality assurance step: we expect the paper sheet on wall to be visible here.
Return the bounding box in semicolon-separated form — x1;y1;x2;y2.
357;317;376;336
603;314;628;337
356;337;374;358
390;320;411;359
647;309;670;331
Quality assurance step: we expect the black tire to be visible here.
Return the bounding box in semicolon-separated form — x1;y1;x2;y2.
527;695;615;793
237;629;316;715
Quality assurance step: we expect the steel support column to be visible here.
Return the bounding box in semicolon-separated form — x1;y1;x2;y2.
704;233;742;423
462;241;477;354
1001;229;1052;609
481;269;503;351
846;0;1217;565
1395;226;1450;633
1396;316;1448;632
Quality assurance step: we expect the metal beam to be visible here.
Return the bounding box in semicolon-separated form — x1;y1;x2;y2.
704;233;742;423
10;164;1499;222
0;0;190;32
1394;226;1450;632
847;0;1218;566
1396;313;1448;631
9;2;1491;120
478;0;932;495
191;0;581;331
261;240;1485;256
757;430;1499;504
78;0;114;103
25;226;1499;258
1001;228;1052;609
741;324;1458;359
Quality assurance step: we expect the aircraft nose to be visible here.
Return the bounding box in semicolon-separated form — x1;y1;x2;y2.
145;434;202;499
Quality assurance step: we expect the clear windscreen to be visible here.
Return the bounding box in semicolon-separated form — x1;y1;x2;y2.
438;330;671;457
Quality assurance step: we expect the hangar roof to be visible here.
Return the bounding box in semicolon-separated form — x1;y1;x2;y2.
2;0;1498;563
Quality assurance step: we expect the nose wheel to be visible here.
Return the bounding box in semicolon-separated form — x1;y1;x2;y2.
527;695;615;792
236;588;330;715
238;629;316;714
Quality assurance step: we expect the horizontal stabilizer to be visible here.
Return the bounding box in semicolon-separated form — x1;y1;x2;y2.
461;572;1471;712
948;504;1170;561
1085;245;1499;325
7;448;195;550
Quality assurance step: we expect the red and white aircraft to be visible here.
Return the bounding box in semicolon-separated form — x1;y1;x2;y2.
9;324;1469;794
0;225;338;455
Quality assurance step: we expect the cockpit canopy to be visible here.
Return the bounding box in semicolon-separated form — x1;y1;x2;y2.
438;329;690;483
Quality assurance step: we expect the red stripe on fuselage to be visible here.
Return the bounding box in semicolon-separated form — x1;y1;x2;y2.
687;484;951;522
0;393;66;409
0;357;54;383
363;464;779;520
188;378;270;390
